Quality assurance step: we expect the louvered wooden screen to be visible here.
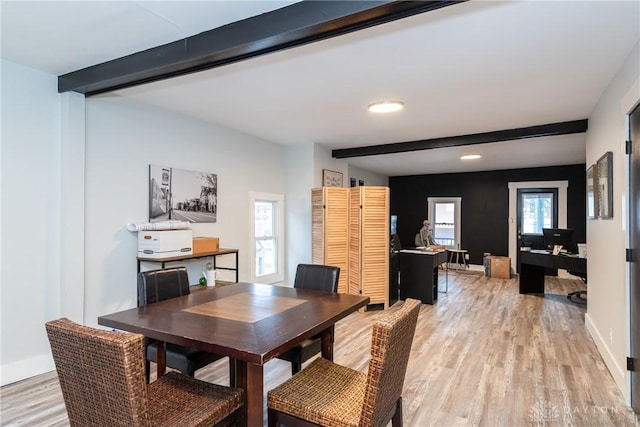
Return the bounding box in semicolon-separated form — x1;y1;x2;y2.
311;187;349;293
312;186;389;304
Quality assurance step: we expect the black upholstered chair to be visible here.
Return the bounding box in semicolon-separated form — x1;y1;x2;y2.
276;264;340;375
137;267;235;385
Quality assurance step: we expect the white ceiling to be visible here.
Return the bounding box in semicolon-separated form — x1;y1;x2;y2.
2;1;639;176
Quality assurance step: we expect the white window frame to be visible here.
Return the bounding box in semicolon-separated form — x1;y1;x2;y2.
427;197;462;249
249;192;285;284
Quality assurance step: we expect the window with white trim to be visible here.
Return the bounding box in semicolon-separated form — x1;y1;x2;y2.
427;197;462;249
249;192;284;284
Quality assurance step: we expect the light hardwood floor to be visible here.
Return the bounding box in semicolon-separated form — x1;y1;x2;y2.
2;272;638;426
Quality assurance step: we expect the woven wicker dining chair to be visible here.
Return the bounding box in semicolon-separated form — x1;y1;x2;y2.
45;317;244;427
276;264;340;376
267;298;421;427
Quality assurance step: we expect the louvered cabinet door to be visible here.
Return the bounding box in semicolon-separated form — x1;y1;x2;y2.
311;187;349;293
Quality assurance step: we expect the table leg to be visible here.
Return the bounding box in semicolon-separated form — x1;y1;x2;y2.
236;361;263;427
235;251;239;283
156;340;166;378
234;361;247;427
320;327;334;361
444;261;448;293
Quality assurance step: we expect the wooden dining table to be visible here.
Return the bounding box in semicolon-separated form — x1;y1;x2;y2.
98;282;370;426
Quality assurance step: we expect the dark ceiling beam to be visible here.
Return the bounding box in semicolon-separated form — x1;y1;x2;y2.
332;119;589;158
58;0;465;95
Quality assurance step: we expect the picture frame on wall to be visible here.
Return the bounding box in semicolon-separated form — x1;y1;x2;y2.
586;164;598;219
323;169;343;187
596;151;613;219
149;165;218;223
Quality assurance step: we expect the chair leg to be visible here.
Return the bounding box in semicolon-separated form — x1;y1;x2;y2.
269;409;314;427
391;397;403;427
228;358;236;388
268;408;278;427
145;360;151;384
291;361;302;376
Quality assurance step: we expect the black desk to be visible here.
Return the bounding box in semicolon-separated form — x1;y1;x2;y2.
398;250;448;304
519;250;587;294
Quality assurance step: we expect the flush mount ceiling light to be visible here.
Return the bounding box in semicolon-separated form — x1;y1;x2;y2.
460;154;482;160
368;100;404;113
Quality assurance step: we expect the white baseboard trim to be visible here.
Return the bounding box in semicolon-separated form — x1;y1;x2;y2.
446;263;484;272
585;312;627;400
1;353;54;387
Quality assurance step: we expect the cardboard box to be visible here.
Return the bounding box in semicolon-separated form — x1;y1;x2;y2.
489;256;511;279
192;237;219;254
138;229;193;258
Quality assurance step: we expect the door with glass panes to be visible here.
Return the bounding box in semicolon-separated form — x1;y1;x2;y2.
516;188;558;272
427;197;461;249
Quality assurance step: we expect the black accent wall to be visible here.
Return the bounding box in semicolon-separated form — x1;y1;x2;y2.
389;164;586;265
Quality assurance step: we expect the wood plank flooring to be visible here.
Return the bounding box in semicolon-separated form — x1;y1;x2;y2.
2;272;637;426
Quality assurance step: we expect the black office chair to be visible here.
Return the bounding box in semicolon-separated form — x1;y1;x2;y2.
137;267;235;385
567;271;587;304
276;264;340;375
391;234;403;252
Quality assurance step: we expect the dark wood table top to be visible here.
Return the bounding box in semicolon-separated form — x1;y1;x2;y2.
98;282;370;365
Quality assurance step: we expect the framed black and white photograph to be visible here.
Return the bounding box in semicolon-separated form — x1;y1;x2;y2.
350;178;356;187
586;164;598;219
358;180;365;186
149;165;217;223
596;151;613;219
322;169;343;187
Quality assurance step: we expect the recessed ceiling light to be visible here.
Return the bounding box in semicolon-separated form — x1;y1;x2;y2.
368;100;404;113
460;154;482;160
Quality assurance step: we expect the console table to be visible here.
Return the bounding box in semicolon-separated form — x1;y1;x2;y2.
519;250;586;294
137;248;239;283
398;249;448;304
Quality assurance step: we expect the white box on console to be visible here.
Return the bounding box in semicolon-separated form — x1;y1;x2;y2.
138;229;193;258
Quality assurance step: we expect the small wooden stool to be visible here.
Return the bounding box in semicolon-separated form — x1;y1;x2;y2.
448;249;469;271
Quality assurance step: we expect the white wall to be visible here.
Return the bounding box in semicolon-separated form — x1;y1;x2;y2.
313;143;348;188
348;164;388;187
1;60;63;384
84;96;288;327
0;65;303;384
584;40;639;400
285;144;314;284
